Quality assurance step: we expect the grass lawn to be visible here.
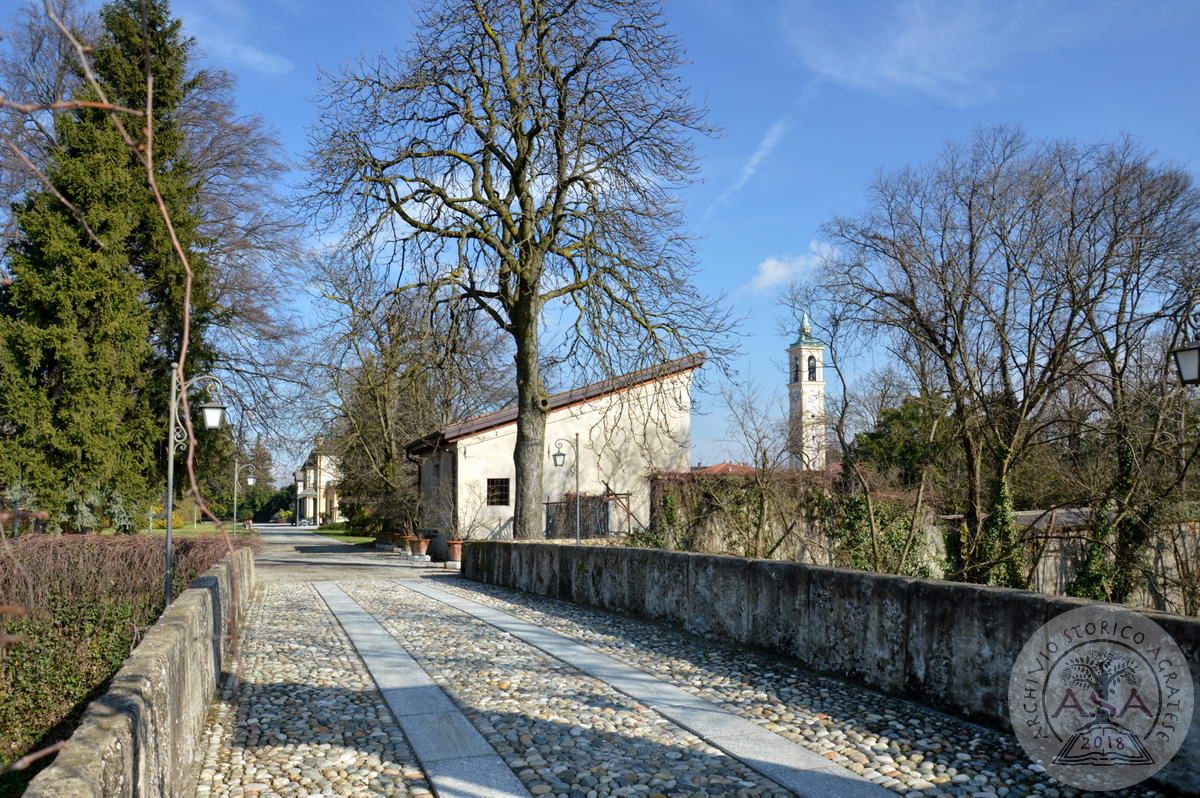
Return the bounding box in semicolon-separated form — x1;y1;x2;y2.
309;523;376;546
143;522;256;538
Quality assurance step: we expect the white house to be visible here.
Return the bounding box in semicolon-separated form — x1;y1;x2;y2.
294;436;345;525
405;353;702;539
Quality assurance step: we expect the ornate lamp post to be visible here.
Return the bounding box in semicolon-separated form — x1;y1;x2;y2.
1172;340;1200;385
551;432;581;543
164;363;225;606
233;462;257;535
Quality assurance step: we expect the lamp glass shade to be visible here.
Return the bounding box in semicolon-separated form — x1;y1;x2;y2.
294;469;304;483
552;451;566;468
1173;342;1200;386
246;474;257;487
199;400;225;430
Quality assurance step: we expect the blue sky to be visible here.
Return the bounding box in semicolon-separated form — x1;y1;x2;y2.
169;0;1200;463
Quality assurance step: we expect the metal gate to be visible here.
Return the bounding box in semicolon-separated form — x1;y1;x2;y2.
544;494;613;539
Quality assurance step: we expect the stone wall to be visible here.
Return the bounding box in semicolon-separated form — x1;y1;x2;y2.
463;542;1200;793
24;546;255;798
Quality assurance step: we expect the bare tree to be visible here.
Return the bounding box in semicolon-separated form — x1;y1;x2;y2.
178;68;305;442
816;127;1200;588
0;0;96;252
305;0;732;538
1059;140;1200;601
311;252;511;531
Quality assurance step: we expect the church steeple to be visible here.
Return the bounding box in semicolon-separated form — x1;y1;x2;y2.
787;312;826;470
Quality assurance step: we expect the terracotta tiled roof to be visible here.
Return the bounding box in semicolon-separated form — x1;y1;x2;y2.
691;462;756;475
405;353;705;456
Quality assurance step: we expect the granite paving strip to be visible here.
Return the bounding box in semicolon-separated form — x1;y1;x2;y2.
193;581;432;797
341;580;788;798
314;581;530;798
423;580;1171;798
401;580;892;798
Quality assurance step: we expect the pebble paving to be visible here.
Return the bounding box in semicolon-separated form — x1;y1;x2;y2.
423;579;1170;798
194;582;432;797
341;580;793;798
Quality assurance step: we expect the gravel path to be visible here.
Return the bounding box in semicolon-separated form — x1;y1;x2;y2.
194;582;432;797
423;579;1169;798
341;580;792;798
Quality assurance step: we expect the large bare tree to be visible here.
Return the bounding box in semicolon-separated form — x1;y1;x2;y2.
311;253;511;530
817;128;1200;586
306;0;731;537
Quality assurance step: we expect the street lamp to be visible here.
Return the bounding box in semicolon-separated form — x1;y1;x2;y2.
232;462;257;535
1172;341;1200;385
552;432;581;543
164;363;225;607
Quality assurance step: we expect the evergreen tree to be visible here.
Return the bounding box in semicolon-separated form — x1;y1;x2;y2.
92;0;216;384
0;0;220;529
89;0;221;492
0;87;155;530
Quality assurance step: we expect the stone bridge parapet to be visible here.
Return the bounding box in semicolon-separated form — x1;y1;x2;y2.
463;541;1200;793
25;546;255;798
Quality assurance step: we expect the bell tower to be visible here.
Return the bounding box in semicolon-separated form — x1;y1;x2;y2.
787;312;826;470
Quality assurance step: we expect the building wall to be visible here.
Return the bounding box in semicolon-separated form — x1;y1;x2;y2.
420;369;694;539
298;451;344;524
418;447;457;532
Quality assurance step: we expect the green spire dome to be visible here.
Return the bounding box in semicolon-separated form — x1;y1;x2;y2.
791;311;823;347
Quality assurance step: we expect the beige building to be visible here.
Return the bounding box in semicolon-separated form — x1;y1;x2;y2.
294;437;344;525
405;354;702;540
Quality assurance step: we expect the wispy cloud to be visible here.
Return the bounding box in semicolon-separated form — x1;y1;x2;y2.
783;0;1090;105
708;117;788;213
177;0;294;75
747;241;833;293
206;38;293;75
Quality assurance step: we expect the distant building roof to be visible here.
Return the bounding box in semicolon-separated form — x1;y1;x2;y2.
405;353;705;456
692;462;757;475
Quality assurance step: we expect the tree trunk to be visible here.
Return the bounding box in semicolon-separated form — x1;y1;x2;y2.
511;302;547;540
950;421;985;581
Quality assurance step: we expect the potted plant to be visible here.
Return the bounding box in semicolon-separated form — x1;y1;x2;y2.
446;537;464;563
413;535;430;556
401;535;418;556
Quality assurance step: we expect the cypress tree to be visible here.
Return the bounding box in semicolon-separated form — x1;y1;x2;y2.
0;90;154;530
89;0;221;490
0;0;220;529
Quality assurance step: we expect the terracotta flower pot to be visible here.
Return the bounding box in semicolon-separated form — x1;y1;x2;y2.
414;537;430;556
446;539;464;562
401;536;417;555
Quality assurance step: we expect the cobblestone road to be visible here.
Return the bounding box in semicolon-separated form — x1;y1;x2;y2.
192;529;1170;798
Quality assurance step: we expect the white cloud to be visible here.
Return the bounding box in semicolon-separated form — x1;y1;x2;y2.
783;0;1085;105
177;0;294;75
708;117;788;215
748;241;832;292
208;39;294;75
